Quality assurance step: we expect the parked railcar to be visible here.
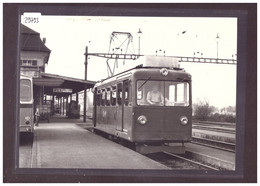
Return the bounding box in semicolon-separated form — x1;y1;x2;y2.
93;56;192;154
20;74;35;133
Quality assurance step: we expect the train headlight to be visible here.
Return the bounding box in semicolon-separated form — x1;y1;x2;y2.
160;68;168;76
180;116;188;125
138;115;147;125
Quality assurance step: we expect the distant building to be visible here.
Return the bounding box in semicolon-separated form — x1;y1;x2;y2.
20;24;51;77
19;24;95;120
20;24;51;107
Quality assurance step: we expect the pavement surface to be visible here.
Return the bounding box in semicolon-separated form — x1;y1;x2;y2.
20;115;236;170
32;121;169;169
19;133;34;168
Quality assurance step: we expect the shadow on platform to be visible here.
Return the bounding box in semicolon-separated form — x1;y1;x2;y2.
38;114;93;129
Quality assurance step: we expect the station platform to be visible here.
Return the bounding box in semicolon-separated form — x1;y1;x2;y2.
32;117;170;169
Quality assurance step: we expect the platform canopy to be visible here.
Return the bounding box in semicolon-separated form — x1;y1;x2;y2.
33;73;96;97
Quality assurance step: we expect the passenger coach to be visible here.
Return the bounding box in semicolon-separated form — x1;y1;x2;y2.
93;56;192;154
20;74;35;133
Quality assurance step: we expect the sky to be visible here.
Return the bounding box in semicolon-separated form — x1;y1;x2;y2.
21;15;237;108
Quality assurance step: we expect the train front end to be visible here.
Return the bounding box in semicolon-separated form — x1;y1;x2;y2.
131;57;192;154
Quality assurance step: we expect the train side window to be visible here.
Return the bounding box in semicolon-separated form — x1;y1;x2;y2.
111;86;116;106
117;83;122;105
123;80;130;106
20;79;32;102
136;81;143;100
101;89;106;106
137;90;142;100
136;81;144;105
106;88;111;106
96;89;101;106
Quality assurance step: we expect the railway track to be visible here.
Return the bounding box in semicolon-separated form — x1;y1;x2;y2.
193;120;236;127
192;122;235;134
145;151;221;170
85;120;235;169
192;120;236;152
192;125;235;134
192;136;235;152
163;151;220;170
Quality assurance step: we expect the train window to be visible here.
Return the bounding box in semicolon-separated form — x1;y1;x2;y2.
165;81;189;106
20;79;32;102
117;83;122;105
177;84;184;101
111;86;116;106
168;85;175;102
96;89;101;106
137;81;144;100
137;91;142;100
106;88;111;106
123;80;130;106
136;80;189;106
136;80;163;106
177;83;189;105
101;89;106;106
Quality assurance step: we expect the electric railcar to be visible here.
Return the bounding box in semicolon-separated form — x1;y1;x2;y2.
20;75;35;133
92;56;192;154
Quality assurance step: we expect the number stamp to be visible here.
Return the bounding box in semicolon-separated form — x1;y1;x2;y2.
23;12;41;24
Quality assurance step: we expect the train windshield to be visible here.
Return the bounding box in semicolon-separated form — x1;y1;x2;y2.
137;80;189;106
20;79;32;102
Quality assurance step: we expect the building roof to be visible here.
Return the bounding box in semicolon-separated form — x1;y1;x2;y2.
21;24;51;53
33;73;96;97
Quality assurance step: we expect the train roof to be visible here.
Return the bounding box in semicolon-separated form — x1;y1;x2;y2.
113;55;179;74
95;56;190;87
138;55;179;68
20;73;33;79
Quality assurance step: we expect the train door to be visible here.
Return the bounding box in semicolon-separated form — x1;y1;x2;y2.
93;88;97;127
116;80;130;132
116;82;123;131
122;80;131;132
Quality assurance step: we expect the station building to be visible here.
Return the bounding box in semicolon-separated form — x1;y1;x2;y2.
20;24;95;121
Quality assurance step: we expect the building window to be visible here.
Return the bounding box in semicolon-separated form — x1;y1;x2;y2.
32;60;37;66
21;60;38;66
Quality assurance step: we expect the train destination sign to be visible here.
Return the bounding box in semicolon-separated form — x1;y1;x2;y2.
53;88;73;93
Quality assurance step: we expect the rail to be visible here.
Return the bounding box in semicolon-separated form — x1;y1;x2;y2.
163;151;220;170
192;136;236;153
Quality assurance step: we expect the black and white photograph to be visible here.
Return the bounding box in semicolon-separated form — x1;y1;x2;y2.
3;3;257;183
